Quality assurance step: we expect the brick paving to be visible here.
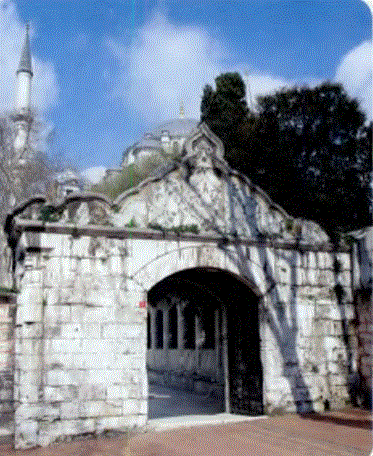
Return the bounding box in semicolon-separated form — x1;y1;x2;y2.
0;409;371;456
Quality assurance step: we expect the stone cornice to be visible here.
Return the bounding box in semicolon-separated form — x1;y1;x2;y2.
13;218;350;253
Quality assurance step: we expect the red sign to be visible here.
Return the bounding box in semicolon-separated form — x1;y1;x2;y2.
139;300;147;308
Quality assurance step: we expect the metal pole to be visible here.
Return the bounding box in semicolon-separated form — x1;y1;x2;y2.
222;306;230;413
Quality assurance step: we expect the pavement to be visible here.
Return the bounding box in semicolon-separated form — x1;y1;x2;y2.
0;384;371;455
0;408;370;456
148;384;224;419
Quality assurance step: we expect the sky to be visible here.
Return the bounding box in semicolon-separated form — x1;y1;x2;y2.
0;0;371;180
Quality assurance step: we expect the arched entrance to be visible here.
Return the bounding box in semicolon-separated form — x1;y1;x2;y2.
146;267;263;418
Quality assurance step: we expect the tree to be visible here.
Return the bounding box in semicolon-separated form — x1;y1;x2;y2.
0;110;54;287
201;72;251;144
201;76;372;234
92;155;166;200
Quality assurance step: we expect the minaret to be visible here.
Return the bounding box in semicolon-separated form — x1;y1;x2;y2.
13;24;33;160
16;24;33;112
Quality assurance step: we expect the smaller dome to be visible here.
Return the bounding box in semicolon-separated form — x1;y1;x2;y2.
135;137;163;150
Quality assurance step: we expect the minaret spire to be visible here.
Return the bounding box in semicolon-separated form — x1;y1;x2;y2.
15;23;33;113
17;23;33;77
13;24;33;161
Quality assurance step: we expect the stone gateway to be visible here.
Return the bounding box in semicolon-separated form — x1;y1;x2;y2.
4;122;370;449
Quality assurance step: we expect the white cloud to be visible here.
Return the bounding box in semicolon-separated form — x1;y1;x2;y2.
107;10;370;124
106;11;227;122
107;11;302;122
0;0;58;113
334;40;372;121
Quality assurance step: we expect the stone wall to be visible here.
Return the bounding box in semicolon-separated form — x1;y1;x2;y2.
0;292;16;431
352;227;373;407
14;232;147;449
355;292;372;407
11;222;360;448
259;248;356;414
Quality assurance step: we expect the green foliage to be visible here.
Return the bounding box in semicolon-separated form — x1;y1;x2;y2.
125;217;138;228
201;72;249;144
0;286;18;294
92;155;163;199
39;205;63;222
148;223;200;235
201;75;372;234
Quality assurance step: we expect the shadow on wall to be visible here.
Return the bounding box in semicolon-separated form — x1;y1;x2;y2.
213;178;315;414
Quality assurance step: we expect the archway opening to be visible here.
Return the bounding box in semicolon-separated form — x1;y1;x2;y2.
146;267;263;419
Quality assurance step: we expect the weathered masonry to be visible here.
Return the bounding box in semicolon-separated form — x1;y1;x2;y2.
4;123;371;448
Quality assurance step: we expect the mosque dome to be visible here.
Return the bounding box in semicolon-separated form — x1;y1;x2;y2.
122;117;199;167
151;118;199;137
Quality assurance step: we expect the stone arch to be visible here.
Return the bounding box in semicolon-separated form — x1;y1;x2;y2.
129;241;266;297
145;262;264;417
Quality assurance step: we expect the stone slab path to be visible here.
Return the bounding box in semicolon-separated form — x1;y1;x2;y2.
0;408;371;456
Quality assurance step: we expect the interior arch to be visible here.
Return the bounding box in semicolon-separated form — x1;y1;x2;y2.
146;267;263;419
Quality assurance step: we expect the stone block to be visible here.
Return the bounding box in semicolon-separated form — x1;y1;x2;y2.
74;352;116;370
0;401;14;413
107;385;131;400
86;369;124;385
81;338;128;354
131;356;146;370
60;401;80;419
0;351;12;366
18;369;42;387
70;305;115;323
87;400;123;417
17;339;42;356
45;369;85;386
17;354;41;372
0;305;14;324
295;268;307;286
336;253;351;271
0;323;12;342
307;268;318;285
339;271;351;287
44;386;64;402
47;338;82;354
317;252;333;269
60;323;83;339
37;421;62;447
324;336;340;353
18;323;43;339
78;384;107;400
139;400;147;415
101;323;143;339
18;382;40;403
94;416;127;433
0;390;13;401
44;305;71;325
17;287;43;323
27;269;43;284
122;399;141;415
110;255;123;274
68;236;90;258
14;419;38;449
61;418;95;436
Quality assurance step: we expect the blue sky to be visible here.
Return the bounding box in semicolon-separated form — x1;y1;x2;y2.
0;0;371;179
